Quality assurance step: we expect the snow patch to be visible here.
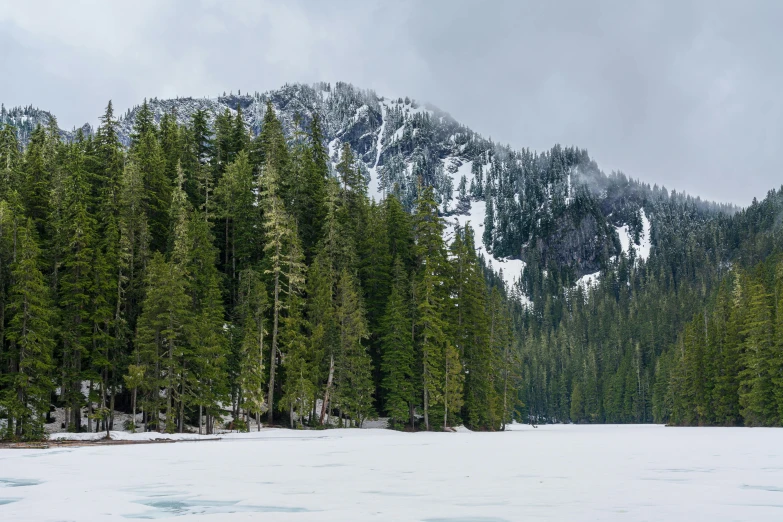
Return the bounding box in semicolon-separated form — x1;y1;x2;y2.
638;209;652;260
577;272;601;291
447;198;527;295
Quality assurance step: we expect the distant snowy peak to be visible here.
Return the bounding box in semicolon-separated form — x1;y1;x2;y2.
0;104;92;143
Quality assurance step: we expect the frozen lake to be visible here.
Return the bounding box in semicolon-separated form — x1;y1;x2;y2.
1;424;781;521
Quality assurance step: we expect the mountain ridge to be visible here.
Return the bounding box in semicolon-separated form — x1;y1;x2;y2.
0;82;738;293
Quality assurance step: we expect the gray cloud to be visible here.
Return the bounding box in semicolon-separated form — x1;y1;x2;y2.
1;0;781;205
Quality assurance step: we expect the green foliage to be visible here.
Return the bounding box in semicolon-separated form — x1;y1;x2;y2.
1;211;55;440
0;96;540;438
380;259;416;427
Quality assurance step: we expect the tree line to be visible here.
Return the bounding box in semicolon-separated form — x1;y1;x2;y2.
515;174;783;427
0;99;520;440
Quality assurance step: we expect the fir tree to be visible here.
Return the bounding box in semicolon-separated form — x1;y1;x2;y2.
334;268;374;426
130;100;169;252
259;159;305;424
135;253;191;432
381;258;416;427
413;187;450;430
215;151;257;303
739;281;775;425
1;212;54;440
235;268;267;428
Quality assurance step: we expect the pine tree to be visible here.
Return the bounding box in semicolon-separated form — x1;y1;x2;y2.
307;250;338;425
235;269;267;429
334;268;374;426
483;183;495;252
20;123;57;238
774;262;783;422
116;160;151;347
739;280;776;425
381;257;416;427
231;104;250;161
1;212;55;440
452;225;496;429
279;291;313;428
413;187;451;430
58;143;98;432
130;100;169;252
183;205;228;434
288;116;327;260
0;124;21;200
93;101;124;212
159;111;181;190
385;194;414;269
259;159;305;424
251;101;289;178
182;108;214;218
215;151;257;304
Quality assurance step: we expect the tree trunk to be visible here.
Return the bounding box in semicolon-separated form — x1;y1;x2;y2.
87;380;94;433
502;341;509;431
71;348;82;432
268;269;280;425
131;387;137;433
443;370;449;431
320;354;335;425
178;392;185;434
109;378;116;431
423;386;430;431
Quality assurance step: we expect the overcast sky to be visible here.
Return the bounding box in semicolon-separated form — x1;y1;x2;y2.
1;0;781;206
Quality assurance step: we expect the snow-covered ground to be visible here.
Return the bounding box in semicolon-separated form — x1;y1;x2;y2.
615;209;652;261
577;271;601;291
2;424;781;521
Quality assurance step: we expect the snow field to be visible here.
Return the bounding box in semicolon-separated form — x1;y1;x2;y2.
2;424;782;521
614;209;652;261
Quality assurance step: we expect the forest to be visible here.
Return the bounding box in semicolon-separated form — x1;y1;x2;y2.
3;85;783;441
517;176;783;427
0;100;520;440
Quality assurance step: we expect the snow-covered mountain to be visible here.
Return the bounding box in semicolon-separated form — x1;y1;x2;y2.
1;82;734;300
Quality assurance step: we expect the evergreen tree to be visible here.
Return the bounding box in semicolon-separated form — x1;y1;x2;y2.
381;258;416;427
258;159;305;424
452;225;496;429
58;143;98;432
235;268;268;429
413;187;451;430
739;281;775;425
130;100;169;252
251;101;288;178
182;108;214;218
134;253;191;432
333;268;374;426
1;212;54;440
215;151;257;303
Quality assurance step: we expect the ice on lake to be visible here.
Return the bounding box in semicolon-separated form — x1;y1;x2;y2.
1;424;782;521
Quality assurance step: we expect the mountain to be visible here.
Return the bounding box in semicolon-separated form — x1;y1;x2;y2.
3;82;783;431
0;104;92;144
1;82;737;299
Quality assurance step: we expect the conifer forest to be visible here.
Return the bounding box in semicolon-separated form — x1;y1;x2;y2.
1;83;783;441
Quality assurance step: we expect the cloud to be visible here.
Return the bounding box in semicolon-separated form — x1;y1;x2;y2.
1;0;781;205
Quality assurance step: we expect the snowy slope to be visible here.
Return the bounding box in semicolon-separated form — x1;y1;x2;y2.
355;100;528;300
614;209;652;261
5;82;668;305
